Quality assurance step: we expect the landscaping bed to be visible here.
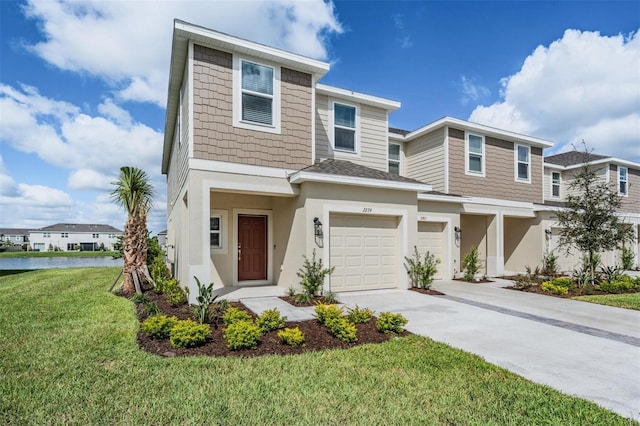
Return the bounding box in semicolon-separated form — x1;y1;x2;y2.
409;287;445;296
134;289;408;358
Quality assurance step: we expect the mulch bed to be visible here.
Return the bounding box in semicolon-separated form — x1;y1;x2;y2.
454;278;493;284
278;295;335;307
409;287;445;296
130;290;409;358
507;283;639;298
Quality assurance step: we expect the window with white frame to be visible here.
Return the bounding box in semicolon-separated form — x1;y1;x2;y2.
210;215;222;249
92;233;99;238
619;166;628;196
552;172;561;197
516;145;530;182
61;233;69;238
44;233;50;238
241;60;274;125
388;143;401;175
466;133;484;175
333;102;357;152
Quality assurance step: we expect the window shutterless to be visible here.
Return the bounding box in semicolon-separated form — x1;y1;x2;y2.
241;61;274;125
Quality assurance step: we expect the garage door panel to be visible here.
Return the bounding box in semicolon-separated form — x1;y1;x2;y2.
549;228;581;273
330;214;398;292
417;222;446;280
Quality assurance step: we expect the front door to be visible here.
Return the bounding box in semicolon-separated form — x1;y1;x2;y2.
238;215;267;281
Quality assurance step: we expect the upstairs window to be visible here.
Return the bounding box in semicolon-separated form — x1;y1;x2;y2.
388;143;401;175
552;172;561;197
516;145;530;182
619;166;628;196
241;61;274;125
333;103;357;152
466;133;484;175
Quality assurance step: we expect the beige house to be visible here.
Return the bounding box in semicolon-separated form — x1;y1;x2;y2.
29;223;123;252
162;21;639;300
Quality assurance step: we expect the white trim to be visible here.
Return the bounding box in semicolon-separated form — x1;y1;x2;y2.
232;209;274;286
418;193;468;203
405;116;554;148
465;196;534;209
311;75;316;164
322;204;409;292
416;215;453;280
545;157;640;171
465;133;485;177
209;209;228;255
190;158;293;178
444;126;450;194
289;171;432;192
188;40;194;156
618;166;629;197
316;83;401;111
232;56;281;134
328;99;360;155
514;144;531;183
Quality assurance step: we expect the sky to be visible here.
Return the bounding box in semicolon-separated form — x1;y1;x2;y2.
1;0;639;234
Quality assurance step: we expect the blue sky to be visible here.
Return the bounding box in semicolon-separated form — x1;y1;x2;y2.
1;0;639;234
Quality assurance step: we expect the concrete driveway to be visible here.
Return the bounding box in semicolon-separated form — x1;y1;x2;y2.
336;281;640;421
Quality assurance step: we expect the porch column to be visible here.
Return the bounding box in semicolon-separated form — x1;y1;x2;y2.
486;212;504;277
185;178;211;304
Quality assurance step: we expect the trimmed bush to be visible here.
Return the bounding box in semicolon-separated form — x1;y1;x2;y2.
345;305;373;324
551;277;574;289
278;327;305;347
141;315;178;339
541;281;569;295
314;304;343;325
224;320;262;350
325;317;357;343
598;275;637;294
169;319;211;348
376;312;408;334
223;306;252;326
256;309;287;334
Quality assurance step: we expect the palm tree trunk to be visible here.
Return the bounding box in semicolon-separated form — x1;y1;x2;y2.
121;216;137;294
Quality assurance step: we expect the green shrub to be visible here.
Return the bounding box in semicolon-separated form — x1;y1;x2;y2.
345;305;373;324
599;265;623;283
323;291;338;304
542;250;559;276
223;306;252;326
256;308;287;334
161;278;188;305
294;292;314;305
551;277;574;289
150;256;171;285
314;303;343;325
130;294;149;304
169;319;211;348
621;246;634;270
141;315;178;339
541;281;569;295
597;275;637;294
296;249;335;298
462;245;481;281
191;276;218;324
325;316;357;343
209;299;229;326
144;301;160;317
278;327;305;347
405;246;440;289
224;320;262;350
376;312;408;334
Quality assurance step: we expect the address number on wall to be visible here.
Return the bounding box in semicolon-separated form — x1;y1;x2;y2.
362;208;373;213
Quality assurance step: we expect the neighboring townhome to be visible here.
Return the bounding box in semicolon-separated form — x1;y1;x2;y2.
539;151;640;272
161;21;636;299
29;224;123;252
0;228;32;246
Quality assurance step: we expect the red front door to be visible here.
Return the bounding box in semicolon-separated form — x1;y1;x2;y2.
238;215;267;281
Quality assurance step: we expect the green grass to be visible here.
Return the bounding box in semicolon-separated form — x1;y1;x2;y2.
0;250;118;258
572;293;640;311
0;268;635;425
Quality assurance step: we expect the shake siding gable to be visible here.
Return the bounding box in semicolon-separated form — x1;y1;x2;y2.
314;94;330;160
448;128;543;203
192;45;312;170
614;165;640;213
405;128;446;192
168;67;190;210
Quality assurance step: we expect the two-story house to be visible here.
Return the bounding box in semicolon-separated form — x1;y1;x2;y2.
29;223;123;251
162;21;638;299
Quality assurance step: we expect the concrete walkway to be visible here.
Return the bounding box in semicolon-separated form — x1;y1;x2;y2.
335;282;640;421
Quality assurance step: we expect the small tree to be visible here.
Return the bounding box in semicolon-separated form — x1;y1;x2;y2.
555;145;634;285
405;246;440;289
296;249;334;302
462;245;481;281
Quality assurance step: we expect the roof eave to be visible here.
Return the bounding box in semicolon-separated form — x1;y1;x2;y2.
316;83;401;111
289;171;431;192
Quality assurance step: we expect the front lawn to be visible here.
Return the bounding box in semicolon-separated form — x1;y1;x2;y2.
0;268;633;425
572;293;640;311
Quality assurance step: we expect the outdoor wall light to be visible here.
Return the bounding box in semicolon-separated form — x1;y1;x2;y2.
313;217;323;238
545;228;552;239
454;226;462;240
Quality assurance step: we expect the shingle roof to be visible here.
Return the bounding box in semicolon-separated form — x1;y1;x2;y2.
297;158;428;185
388;127;410;136
35;223;123;233
542;200;568;208
0;228;32;235
544;151;610;166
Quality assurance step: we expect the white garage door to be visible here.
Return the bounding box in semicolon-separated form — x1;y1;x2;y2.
417;222;445;279
549;228;581;273
330;214;398;292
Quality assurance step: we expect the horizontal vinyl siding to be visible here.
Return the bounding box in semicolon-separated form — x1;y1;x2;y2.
448;128;544;203
315;96;389;172
612;165;640;213
192;45;312;170
405;128;446;191
167;71;190;210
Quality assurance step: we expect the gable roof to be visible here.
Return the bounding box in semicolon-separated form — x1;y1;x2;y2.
289;159;432;192
544;151;610;166
34;224;123;233
0;228;32;235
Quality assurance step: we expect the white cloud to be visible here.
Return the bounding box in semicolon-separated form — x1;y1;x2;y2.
460;76;490;105
469;29;640;161
68;169;116;191
22;0;342;106
393;13;412;49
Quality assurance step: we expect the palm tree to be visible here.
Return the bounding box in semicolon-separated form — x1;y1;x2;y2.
111;166;154;294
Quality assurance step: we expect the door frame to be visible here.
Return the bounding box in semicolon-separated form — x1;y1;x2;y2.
232;208;273;286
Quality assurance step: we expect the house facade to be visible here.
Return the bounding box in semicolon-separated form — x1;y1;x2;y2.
162;21;639;299
29;223;123;252
0;228;31;246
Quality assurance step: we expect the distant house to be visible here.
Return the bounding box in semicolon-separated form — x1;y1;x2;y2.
29;224;123;252
157;230;168;251
0;228;31;245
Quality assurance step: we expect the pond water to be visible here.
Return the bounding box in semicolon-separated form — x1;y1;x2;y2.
0;256;123;270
